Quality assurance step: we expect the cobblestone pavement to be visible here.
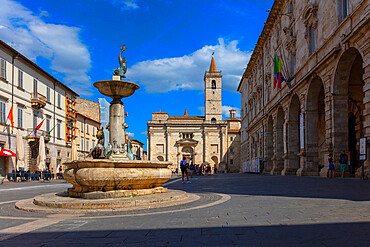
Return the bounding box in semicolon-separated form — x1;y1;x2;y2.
0;174;369;246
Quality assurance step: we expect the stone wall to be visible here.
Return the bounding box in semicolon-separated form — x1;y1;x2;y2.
76;98;100;123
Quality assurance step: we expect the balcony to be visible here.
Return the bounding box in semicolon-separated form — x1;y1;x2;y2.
30;92;47;108
26;128;50;142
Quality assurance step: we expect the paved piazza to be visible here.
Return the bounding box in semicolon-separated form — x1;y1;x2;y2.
0;175;369;246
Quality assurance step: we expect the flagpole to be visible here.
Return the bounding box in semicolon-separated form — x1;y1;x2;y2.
279;47;292;88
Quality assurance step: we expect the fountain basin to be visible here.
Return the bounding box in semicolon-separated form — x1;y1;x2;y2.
93;80;139;99
64;160;172;198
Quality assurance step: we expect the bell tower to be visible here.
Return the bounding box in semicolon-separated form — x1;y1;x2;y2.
204;55;222;122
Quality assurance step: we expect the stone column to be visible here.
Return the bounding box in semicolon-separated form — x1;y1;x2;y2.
165;129;169;161
109;99;127;159
320;88;334;177
357;57;370;178
203;130;207;163
297;102;306;176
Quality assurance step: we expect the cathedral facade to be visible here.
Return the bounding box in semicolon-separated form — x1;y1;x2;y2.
147;57;241;172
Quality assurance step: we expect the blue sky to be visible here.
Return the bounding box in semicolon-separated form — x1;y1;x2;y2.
0;0;273;148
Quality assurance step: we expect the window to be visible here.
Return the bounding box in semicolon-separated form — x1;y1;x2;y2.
230;159;234;165
81;122;84;132
93;127;95;136
0;100;6;123
81;138;84;151
211;118;216;124
46;87;51;102
290;53;295;75
46;116;51;133
211;144;218;153
86;139;89;151
0;59;6;80
230;137;233;141
309;26;315;55
86;123;89;134
92;140;95;148
211;80;216;89
57;120;61;138
289;2;293;13
33;79;38;93
342;0;348;19
18;70;23;88
230;148;234;153
57;93;61;107
17;107;23;128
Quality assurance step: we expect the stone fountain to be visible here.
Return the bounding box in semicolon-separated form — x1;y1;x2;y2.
63;45;172;198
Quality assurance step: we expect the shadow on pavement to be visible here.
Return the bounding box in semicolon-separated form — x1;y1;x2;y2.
0;221;369;246
168;173;370;202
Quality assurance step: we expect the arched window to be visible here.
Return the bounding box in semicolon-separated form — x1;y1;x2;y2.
211;118;216;124
211;80;216;89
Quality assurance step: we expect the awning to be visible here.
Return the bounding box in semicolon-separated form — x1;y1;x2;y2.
0;149;17;157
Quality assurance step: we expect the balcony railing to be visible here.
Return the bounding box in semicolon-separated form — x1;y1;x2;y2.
26;128;50;142
30;92;47;108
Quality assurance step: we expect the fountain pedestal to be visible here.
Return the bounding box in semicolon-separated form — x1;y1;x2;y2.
109;100;127;159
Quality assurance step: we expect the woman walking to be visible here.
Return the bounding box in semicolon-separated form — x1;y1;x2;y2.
328;153;335;178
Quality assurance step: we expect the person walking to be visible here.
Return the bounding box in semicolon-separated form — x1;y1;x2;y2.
180;157;191;184
213;164;217;174
339;151;348;178
189;162;195;178
328;153;335;178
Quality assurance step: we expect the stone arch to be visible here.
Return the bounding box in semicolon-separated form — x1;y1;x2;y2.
304;76;325;175
332;47;364;175
272;106;285;175
264;115;274;173
211;118;216;124
283;94;300;175
210;156;219;172
211;80;216;89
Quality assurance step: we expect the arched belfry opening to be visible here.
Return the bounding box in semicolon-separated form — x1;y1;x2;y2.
211;80;216;89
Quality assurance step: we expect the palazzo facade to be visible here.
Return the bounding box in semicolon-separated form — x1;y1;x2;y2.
148;57;241;172
238;0;369;177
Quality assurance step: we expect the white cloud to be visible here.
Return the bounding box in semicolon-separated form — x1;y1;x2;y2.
0;0;92;96
140;131;147;135
127;132;135;137
222;105;241;118
105;0;140;11
198;106;205;115
127;38;250;93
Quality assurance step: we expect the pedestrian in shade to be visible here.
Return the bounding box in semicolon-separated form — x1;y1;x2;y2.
338;150;348;178
328;153;335;178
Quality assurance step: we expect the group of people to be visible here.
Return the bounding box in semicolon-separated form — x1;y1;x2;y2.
8;167;64;181
178;158;218;183
328;151;349;178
